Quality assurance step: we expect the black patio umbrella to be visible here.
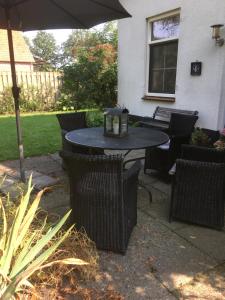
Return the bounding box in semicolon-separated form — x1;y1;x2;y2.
0;0;131;182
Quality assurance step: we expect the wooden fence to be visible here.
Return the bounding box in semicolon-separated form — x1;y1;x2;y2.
0;71;63;113
0;71;62;93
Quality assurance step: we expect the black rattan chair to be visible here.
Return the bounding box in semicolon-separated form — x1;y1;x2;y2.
60;150;141;253
170;144;225;229
56;112;88;153
144;113;198;174
56;112;103;155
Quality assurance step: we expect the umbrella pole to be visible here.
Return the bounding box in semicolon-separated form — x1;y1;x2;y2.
5;8;26;183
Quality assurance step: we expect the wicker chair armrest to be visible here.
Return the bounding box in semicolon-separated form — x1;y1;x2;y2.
181;144;225;162
123;160;141;182
176;158;225;177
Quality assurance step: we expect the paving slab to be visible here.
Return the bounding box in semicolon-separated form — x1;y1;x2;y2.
176;263;225;299
2;155;62;177
7;170;44;180
49;205;70;217
0;164;14;176
131;211;217;291
138;186;187;231
32;174;60;190
0;177;16;188
88;248;176;300
176;225;225;263
49;152;61;162
0;183;24;199
151;180;172;196
40;185;70;212
139;169;162;185
0;173;60;199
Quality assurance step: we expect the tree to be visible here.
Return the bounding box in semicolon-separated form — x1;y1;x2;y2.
30;31;59;71
98;21;118;47
62;21;118;64
58;22;118;109
60;43;117;110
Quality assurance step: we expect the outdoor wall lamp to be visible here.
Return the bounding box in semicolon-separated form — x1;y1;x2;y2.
211;24;224;46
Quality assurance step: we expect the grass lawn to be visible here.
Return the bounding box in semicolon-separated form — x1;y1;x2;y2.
0;112;61;162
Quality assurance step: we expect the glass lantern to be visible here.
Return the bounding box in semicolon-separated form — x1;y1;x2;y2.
104;108;129;137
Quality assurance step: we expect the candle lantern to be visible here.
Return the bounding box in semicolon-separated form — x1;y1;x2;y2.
104;108;129;137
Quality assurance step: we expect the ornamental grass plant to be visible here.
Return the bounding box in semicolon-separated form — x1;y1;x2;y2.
0;177;99;300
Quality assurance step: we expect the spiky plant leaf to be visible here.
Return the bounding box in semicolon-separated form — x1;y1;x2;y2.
0;198;7;253
0;177;34;276
0;175;87;300
3;225;75;299
10;210;72;278
14;216;47;270
12;189;44;254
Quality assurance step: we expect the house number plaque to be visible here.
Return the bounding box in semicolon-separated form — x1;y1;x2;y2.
191;62;202;76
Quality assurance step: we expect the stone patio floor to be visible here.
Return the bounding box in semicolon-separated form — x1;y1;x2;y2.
1;150;225;299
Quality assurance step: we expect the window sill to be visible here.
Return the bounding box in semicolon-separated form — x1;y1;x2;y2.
142;95;175;102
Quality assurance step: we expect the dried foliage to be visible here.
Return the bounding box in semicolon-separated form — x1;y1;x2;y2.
70;286;125;300
31;227;99;291
0;178;98;300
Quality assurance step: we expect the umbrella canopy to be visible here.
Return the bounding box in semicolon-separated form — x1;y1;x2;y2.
0;0;131;30
0;0;131;182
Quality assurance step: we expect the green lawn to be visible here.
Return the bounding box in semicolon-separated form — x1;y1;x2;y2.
0;112;61;162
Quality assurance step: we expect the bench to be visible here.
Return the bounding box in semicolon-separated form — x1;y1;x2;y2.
133;106;198;130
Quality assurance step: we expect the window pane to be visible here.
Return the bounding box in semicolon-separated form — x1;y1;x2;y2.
150;44;164;68
165;42;178;68
149;70;164;93
152;15;180;41
164;69;177;93
148;41;178;94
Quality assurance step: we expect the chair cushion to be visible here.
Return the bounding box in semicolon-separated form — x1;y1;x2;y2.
157;139;170;150
169;163;176;175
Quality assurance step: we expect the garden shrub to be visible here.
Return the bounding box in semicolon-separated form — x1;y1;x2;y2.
0;85;59;114
59;44;117;110
86;110;104;127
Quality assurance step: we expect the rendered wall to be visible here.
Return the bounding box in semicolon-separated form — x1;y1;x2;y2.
118;0;225;129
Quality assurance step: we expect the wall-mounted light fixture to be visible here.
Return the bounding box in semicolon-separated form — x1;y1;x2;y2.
211;24;224;46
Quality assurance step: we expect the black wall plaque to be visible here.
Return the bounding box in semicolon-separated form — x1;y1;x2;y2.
191;62;202;76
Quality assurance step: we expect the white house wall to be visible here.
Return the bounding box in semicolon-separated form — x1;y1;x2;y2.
118;0;225;129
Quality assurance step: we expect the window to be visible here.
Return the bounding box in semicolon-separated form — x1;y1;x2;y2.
147;13;180;96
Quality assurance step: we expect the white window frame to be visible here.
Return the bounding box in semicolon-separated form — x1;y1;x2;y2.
145;9;180;98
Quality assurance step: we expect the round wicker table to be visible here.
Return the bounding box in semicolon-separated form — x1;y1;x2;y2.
65;127;169;151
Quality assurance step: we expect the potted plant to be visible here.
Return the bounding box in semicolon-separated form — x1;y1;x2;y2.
191;128;211;147
214;128;225;150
